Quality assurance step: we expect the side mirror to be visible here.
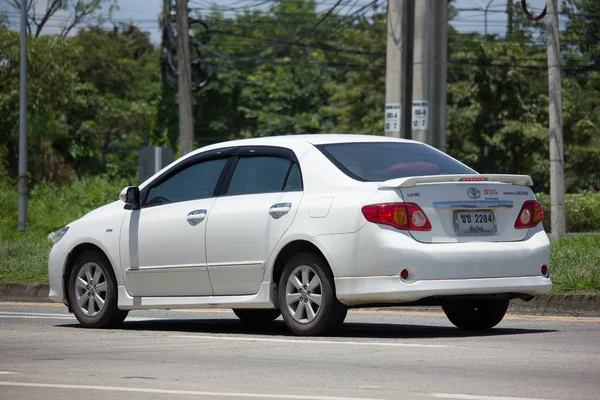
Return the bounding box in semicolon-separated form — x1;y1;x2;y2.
120;186;140;209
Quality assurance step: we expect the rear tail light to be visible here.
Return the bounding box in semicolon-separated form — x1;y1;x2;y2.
361;203;432;231
515;200;544;229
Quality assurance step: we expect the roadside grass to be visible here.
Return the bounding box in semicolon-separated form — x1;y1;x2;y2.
1;177;599;292
0;229;51;283
0;176;128;283
550;235;600;293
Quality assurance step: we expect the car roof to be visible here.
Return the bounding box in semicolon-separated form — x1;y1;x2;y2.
195;134;417;155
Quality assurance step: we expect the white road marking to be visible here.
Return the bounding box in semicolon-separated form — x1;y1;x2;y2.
0;311;72;317
172;334;449;348
0;381;384;400
0;372;16;375
0;315;74;320
431;394;553;400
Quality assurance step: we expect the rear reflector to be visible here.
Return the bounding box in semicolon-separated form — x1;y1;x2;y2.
459;177;489;182
541;264;548;277
400;269;409;280
515;200;544;229
362;203;432;231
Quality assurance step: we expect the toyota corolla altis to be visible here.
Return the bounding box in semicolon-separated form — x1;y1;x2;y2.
48;134;551;335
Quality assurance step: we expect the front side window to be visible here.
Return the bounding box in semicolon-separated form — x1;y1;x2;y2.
145;158;228;207
226;156;301;196
317;142;475;182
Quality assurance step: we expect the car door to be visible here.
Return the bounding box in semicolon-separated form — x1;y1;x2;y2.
205;146;304;296
120;149;234;297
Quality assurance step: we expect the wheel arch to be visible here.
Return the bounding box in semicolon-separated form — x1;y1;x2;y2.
270;239;335;293
63;243;113;308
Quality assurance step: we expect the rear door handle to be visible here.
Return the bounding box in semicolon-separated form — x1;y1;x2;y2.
187;209;207;226
269;203;291;219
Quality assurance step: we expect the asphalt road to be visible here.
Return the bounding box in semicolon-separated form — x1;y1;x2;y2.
0;303;599;400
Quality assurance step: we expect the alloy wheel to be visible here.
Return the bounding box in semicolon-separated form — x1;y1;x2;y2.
75;262;107;317
285;265;322;323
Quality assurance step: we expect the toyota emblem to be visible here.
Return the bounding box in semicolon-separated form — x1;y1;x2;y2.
467;187;481;199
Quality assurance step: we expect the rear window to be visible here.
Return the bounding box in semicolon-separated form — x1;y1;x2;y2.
317;142;475;182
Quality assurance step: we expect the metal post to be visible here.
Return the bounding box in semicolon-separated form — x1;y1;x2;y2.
18;0;28;232
176;0;194;156
384;0;414;139
547;0;565;238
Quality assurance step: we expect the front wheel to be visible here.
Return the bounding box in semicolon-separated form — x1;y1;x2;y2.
278;252;347;336
67;250;128;328
443;298;509;330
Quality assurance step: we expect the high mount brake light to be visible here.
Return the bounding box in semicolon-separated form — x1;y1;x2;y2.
459;177;489;182
515;200;544;229
362;203;432;231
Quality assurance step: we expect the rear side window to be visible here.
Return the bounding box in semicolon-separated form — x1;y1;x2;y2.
317;142;475;182
226;156;301;196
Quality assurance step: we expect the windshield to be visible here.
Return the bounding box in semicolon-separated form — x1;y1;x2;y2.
317;142;476;182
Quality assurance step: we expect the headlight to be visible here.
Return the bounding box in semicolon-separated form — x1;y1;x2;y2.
48;227;69;244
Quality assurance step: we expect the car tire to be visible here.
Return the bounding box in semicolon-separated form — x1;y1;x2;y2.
278;252;347;336
443;298;509;330
232;309;281;324
67;250;128;328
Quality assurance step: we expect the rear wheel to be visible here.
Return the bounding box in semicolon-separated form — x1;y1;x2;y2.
278;252;347;336
67;250;128;328
443;298;509;330
233;309;281;324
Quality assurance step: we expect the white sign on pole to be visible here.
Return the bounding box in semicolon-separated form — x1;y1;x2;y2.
412;100;429;130
384;103;401;133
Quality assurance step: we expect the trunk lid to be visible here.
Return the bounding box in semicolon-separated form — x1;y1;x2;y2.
379;175;536;243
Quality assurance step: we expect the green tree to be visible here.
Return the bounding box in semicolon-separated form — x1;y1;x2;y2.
0;26;79;183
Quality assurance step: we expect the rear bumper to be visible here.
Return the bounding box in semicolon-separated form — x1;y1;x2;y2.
335;275;552;306
314;224;552;306
315;225;551;280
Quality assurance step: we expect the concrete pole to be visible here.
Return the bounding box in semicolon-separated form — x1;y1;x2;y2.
384;0;414;139
411;0;432;145
431;0;447;152
546;0;565;238
411;0;447;150
176;0;194;155
18;0;28;232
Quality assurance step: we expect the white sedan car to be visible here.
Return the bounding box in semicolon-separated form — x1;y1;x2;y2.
48;134;551;335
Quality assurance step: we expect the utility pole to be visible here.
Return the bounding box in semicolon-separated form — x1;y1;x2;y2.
176;0;194;156
507;0;514;34
384;0;414;139
411;0;447;150
472;0;495;36
18;0;28;232
411;0;431;145
546;0;565;239
431;0;448;152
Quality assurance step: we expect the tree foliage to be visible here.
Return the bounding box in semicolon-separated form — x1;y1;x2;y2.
0;0;599;193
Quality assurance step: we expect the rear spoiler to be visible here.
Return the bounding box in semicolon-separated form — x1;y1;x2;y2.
378;174;534;188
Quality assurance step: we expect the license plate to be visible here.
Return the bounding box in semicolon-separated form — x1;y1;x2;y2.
454;211;496;234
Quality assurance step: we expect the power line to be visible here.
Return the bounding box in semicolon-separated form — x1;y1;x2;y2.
196;0;345;62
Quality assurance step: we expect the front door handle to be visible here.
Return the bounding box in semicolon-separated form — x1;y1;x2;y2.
269;203;291;219
187;209;207;226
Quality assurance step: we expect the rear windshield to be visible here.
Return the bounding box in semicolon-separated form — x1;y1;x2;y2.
317;142;475;182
